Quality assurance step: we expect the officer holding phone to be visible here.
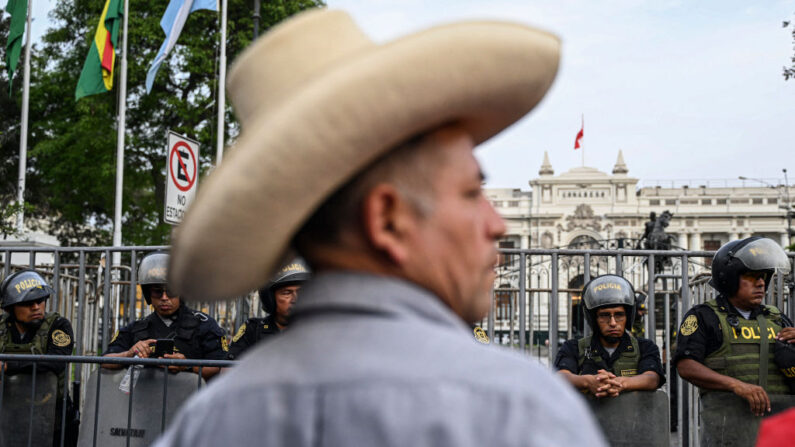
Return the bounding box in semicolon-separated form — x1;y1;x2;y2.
102;252;228;380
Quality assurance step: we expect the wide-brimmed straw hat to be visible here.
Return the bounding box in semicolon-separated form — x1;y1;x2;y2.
169;8;561;300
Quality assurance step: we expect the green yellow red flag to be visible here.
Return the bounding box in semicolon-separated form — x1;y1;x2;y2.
75;0;123;100
4;0;27;95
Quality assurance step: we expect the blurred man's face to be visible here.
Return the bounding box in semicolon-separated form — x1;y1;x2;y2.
13;298;46;325
149;285;181;317
403;127;506;323
274;285;300;325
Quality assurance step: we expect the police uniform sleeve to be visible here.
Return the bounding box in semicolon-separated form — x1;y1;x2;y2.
4;317;74;375
105;322;136;354
673;305;721;366
198;318;229;360
554;339;580;374
637;338;666;388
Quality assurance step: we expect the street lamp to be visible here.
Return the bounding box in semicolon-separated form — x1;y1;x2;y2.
737;175;794;248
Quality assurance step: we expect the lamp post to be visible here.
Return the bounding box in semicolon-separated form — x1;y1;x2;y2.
738;175;793;248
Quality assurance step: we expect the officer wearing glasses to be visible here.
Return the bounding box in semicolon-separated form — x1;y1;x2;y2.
555;275;664;397
102;252;228;380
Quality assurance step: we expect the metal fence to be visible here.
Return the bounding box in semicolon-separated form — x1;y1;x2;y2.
480;247;795;447
1;245;794;446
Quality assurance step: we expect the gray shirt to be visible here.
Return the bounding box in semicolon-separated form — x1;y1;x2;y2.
154;272;606;446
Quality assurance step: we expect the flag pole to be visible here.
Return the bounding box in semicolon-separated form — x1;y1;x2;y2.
112;0;129;264
581;114;584;167
215;0;227;165
15;0;33;235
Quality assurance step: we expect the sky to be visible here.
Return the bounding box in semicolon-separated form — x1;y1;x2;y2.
20;0;795;189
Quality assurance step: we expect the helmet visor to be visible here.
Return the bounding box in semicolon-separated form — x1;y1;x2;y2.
733;238;792;274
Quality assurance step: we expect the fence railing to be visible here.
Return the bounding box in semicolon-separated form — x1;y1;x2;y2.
2;245;794;447
0;354;234;447
481;247;794;447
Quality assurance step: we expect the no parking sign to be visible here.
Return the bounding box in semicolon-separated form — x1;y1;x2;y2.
164;131;200;225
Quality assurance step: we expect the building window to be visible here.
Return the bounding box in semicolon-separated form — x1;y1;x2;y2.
649;199;660;206
752;198;763;205
497;240;515;268
508;201;519;207
716;199;727;205
703;240;721;266
769;198;778;205
665;199;677;205
730;199;749;204
701;199;712;205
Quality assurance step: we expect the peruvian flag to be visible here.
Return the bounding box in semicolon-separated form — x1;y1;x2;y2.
574;117;584;150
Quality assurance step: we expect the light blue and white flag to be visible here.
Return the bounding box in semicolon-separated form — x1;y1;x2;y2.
145;0;217;92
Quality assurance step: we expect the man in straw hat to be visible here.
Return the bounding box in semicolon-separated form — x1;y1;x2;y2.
156;8;606;446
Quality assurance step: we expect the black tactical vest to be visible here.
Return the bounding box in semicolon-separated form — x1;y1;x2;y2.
130;307;204;358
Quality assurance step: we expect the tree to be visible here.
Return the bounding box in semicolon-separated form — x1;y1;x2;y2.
9;0;322;246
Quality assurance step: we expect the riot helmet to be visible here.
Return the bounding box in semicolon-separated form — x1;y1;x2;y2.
709;237;792;297
259;259;311;315
138;252;170;305
582;274;636;332
0;269;54;310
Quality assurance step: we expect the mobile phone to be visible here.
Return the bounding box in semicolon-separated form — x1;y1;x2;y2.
153;339;175;357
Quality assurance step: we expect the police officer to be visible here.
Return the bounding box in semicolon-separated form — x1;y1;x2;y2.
675;236;795;416
102;252;228;380
0;269;78;446
631;292;648;338
555;274;664;397
227;260;310;359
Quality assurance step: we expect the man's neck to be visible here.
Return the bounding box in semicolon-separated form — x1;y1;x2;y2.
598;334;621;350
14;321;26;337
727;296;756;313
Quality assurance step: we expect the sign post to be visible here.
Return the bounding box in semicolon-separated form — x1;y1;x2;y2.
164;131;200;225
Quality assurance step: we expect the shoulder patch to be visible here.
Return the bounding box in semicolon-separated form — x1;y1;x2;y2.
221;336;229;352
232;323;246;343
680;314;698;336
473;327;490;344
110;330;119;344
51;329;71;347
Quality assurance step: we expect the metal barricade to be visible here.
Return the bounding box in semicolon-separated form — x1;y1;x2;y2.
1;245;793;446
481;248;794;447
0;353;233;447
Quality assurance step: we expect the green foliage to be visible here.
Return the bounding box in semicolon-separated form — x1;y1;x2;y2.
0;202;33;239
3;0;323;246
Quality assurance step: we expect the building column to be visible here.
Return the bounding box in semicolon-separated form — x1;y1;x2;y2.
729;232;739;241
741;232;752;239
690;232;701;251
520;234;529;249
677;233;688;250
782;233;790;248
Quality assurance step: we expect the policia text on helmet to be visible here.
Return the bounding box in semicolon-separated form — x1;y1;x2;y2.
554;274;664;398
675;237;795;416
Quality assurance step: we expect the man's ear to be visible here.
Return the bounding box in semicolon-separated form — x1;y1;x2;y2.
360;184;416;265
